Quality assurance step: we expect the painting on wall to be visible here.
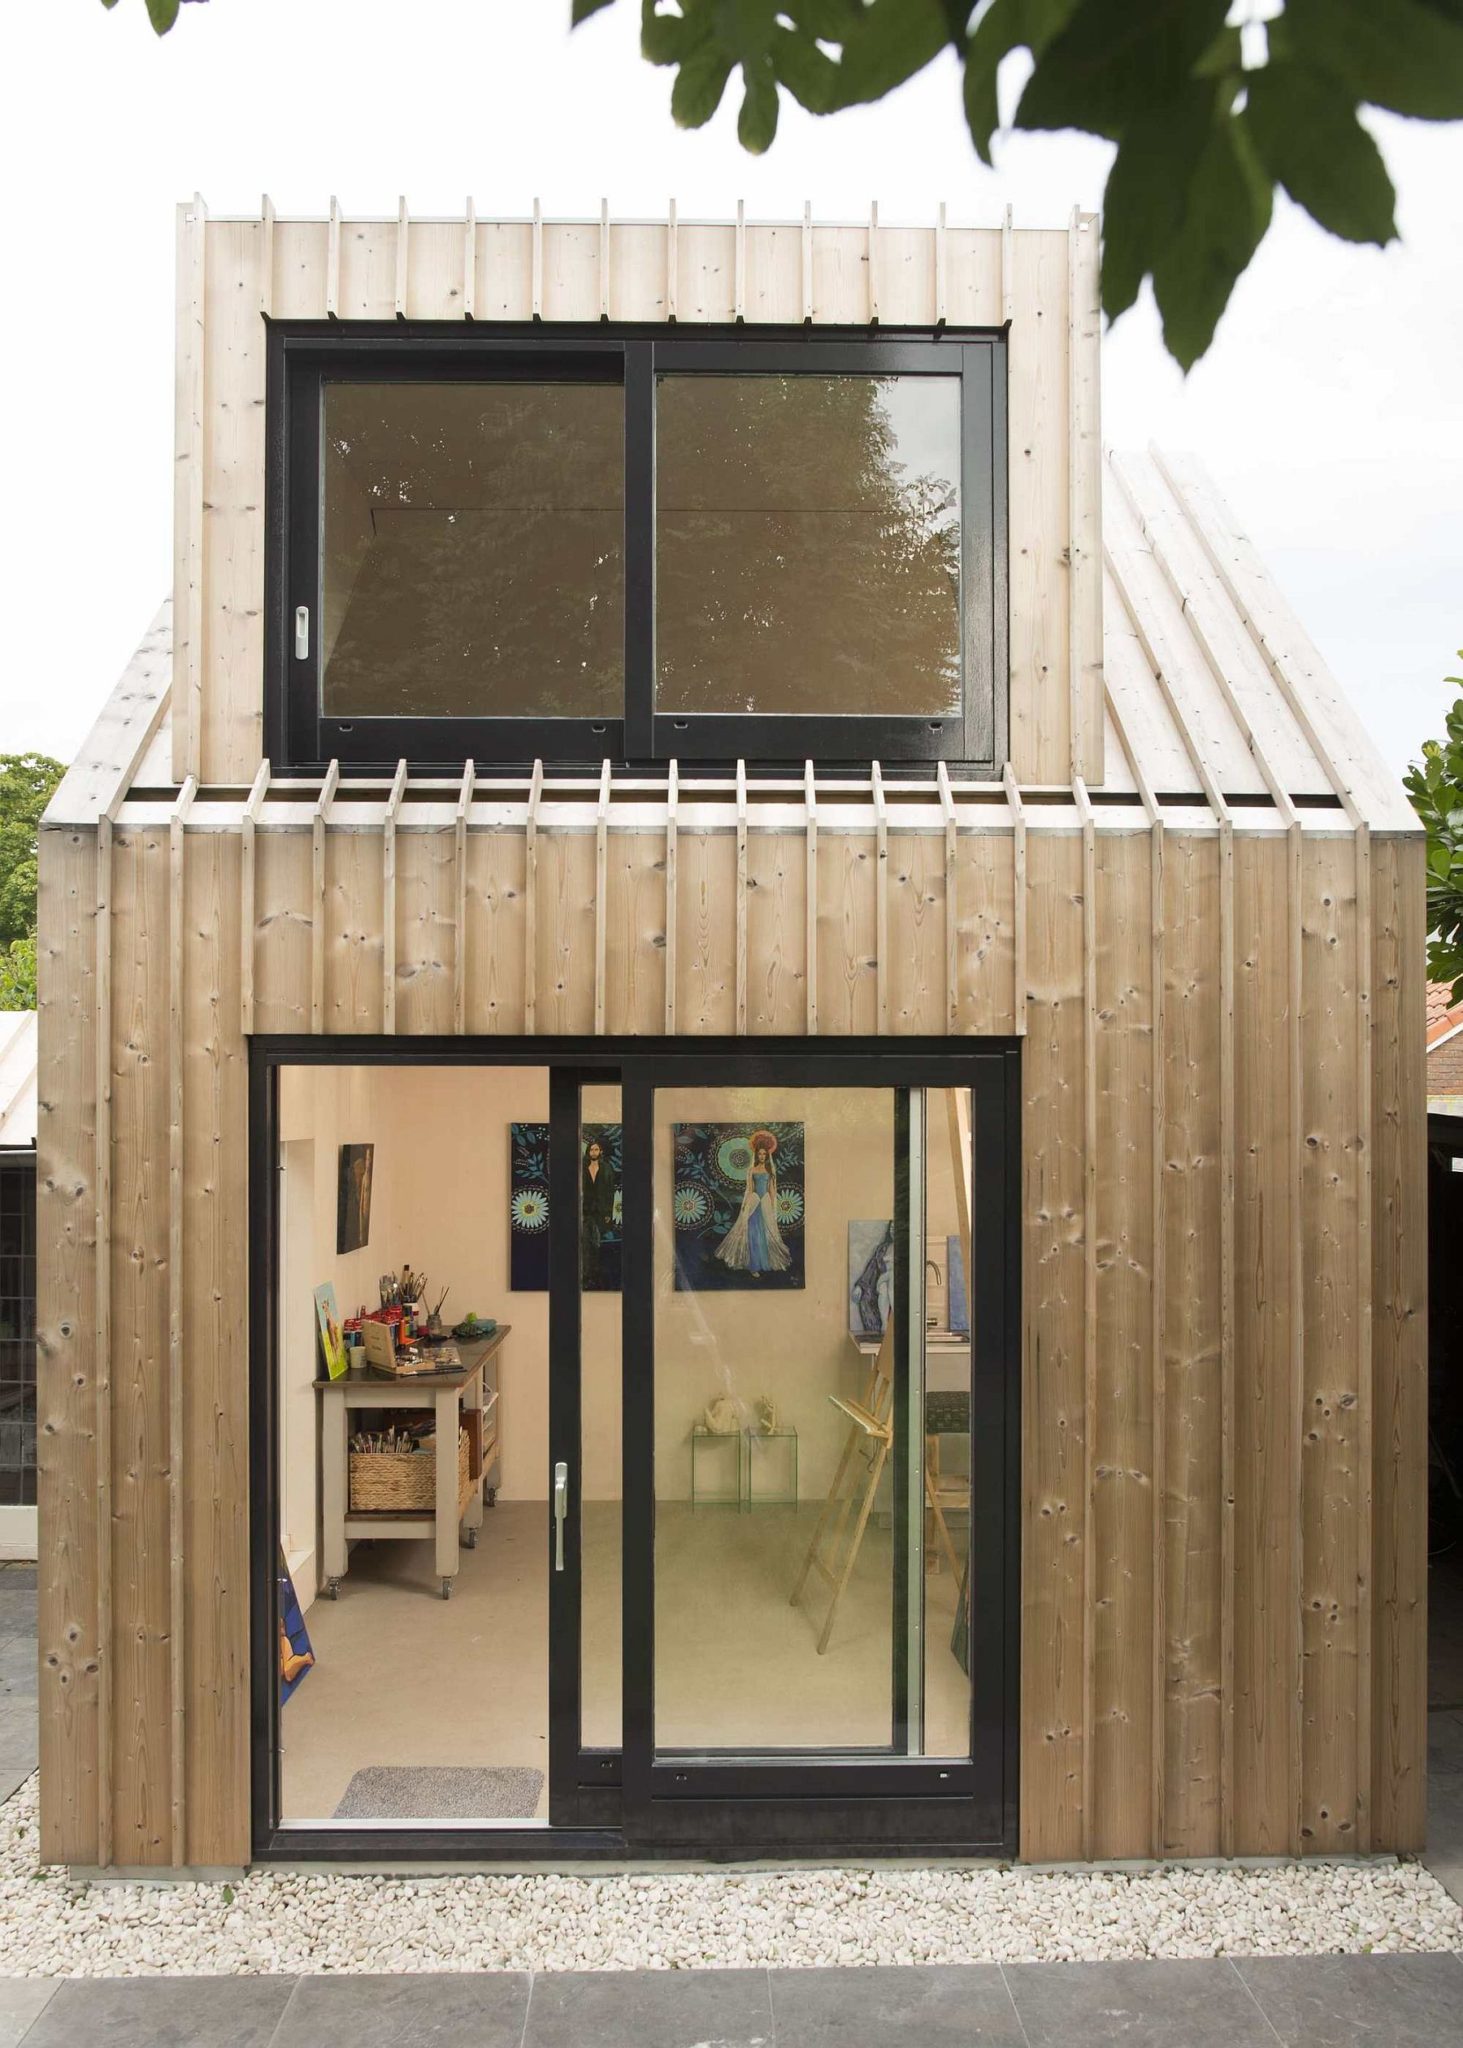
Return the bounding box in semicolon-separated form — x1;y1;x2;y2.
314;1280;347;1381
946;1234;969;1337
846;1226;969;1338
336;1142;374;1255
509;1122;623;1291
848;1219;894;1337
278;1547;315;1706
673;1123;805;1292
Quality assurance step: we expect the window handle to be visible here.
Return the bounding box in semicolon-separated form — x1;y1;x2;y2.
553;1460;568;1573
294;606;310;660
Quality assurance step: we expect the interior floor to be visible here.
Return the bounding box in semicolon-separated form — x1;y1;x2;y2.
282;1500;971;1824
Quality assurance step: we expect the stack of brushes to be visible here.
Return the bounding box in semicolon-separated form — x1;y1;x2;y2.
349;1427;430;1456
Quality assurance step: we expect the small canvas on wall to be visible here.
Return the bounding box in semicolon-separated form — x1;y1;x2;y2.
673;1123;805;1292
509;1122;623;1291
336;1143;374;1254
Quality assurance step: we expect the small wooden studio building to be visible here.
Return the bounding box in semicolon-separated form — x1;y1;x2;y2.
36;201;1425;1875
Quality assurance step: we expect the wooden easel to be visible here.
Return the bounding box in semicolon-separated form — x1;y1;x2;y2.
791;1089;976;1655
790;1325;895;1655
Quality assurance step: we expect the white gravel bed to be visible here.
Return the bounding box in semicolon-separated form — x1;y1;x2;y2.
0;1776;1457;1978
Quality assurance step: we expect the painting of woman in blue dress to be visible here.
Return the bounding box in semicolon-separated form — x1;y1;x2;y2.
715;1131;793;1279
672;1122;804;1291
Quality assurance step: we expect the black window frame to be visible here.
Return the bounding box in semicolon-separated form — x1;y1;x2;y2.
265;322;1008;777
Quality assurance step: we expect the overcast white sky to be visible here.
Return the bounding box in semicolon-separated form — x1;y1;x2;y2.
2;0;1459;782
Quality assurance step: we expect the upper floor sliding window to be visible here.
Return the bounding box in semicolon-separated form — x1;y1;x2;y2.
268;326;1007;772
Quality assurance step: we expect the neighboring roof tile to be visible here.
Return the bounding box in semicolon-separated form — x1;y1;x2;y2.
0;1011;37;1149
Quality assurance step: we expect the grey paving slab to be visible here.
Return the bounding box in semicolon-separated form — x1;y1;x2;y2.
0;1569;37;1592
1004;1958;1277;2047
769;1964;1024;2045
0;1684;35;1723
1236;1952;1463;2046
0;1982;57;2048
0;1597;37;1646
524;1967;773;2048
21;1974;296;2048
0;1707;38;1777
271;1971;531;2047
1431;1710;1463;1777
0;1639;36;1699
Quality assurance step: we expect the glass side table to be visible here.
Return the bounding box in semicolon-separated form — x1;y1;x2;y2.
744;1427;798;1509
690;1425;742;1508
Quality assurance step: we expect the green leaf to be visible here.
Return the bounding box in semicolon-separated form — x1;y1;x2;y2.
1243;62;1396;245
670;38;735;125
738;53;780;150
1283;0;1463;122
641;0;708;66
572;0;618;22
824;0;950;111
146;0;180;30
1192;21;1241;77
961;0;1080;163
1150;114;1273;371
772;24;846;112
1100;77;1225;321
1016;0;1231;142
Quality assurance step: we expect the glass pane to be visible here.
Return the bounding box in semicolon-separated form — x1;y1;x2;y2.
656;374;962;718
580;1084;623;1749
923;1087;975;1759
321;380;623;720
652;1086;898;1754
276;1062;551;1825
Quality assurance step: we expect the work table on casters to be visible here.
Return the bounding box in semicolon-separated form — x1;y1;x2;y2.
316;1328;510;1602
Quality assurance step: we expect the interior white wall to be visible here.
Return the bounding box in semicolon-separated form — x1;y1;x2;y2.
651;1087;886;1504
279;1136;317;1607
274;1067;965;1569
278;1064;407;1601
276;1064;574;1559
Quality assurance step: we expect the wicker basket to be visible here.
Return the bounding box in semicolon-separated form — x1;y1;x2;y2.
349;1427;469;1514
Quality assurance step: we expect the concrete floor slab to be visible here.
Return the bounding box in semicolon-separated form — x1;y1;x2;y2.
1003;1958;1278;2048
768;1963;1024;2045
1236;1952;1463;2046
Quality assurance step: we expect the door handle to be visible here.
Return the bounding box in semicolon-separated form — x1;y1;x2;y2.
553;1460;568;1573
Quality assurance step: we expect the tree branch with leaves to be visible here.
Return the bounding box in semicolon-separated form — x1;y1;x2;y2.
1405;655;1463;1003
0;753;64;1015
96;0;1463;368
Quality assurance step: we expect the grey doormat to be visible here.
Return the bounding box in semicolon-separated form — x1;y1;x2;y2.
333;1765;544;1820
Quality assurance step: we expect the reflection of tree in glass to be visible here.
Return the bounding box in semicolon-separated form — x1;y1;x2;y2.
322;382;624;721
656;374;961;720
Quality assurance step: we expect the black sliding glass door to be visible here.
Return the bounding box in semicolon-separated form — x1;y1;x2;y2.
618;1050;1019;1854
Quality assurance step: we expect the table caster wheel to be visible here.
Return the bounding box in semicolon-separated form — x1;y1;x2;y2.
485;1488;497;1509
464;1527;478;1549
325;1578;341;1601
441;1577;453;1600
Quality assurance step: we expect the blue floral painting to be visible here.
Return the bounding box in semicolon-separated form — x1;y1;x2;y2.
510;1122;623;1291
672;1123;805;1292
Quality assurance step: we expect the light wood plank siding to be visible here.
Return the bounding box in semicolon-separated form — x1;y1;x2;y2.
36;830;102;1866
39;798;1426;1869
171;207;1103;791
